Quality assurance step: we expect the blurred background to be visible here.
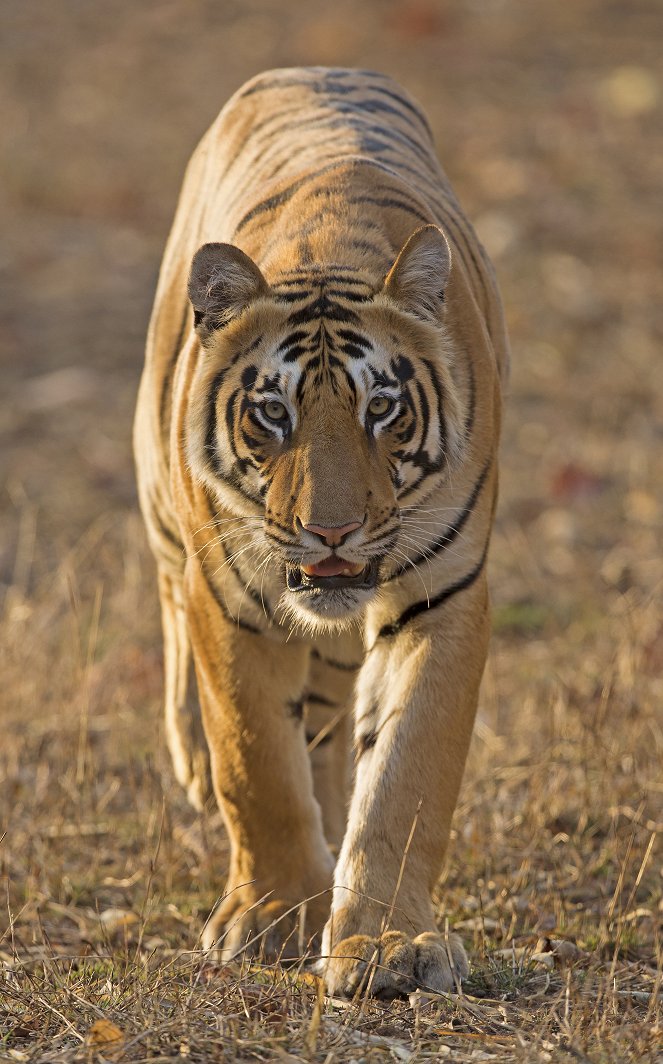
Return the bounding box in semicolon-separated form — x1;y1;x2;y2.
0;0;661;1032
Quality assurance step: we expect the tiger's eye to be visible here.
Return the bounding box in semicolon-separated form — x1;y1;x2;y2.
263;400;288;422
368;395;393;418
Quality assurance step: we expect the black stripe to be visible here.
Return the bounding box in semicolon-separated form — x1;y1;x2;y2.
155;513;183;553
300;111;434;169
272;289;311;304
421;357;446;451
240;430;261;451
306;692;337;707
341;366;358;402
203;336;264;477
399;385;456;496
219;540;274;621
234;111;428;170
286;297;361;327
288;699;305;722
273;272;369;289
214;465;263;507
346;195;431;225
436;206;490;315
232;104;305;144
311;650;361;671
276;329;309;352
355;731;378;758
368;84;434;140
224;389;241;463
204;369;226;477
275;264;372;278
238;71;433;139
201;561;261;634
264;531;297;549
340;342;367;359
392;461;491;580
325;288;373;303
159;305;189;429
306;729;334;748
265;515;292;536
464;366;476;440
282;344;308;362
362;526;399;550
377;540;489;639
414;378;431;442
234;161;358;234
346;237;389;258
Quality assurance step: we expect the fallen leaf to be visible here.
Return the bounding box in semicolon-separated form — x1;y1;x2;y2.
87;1018;124;1059
98;908;139;935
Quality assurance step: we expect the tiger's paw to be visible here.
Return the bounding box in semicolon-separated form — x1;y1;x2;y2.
202;887;330;962
323;930;469;999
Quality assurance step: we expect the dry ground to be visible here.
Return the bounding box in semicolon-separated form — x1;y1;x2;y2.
1;0;661;1060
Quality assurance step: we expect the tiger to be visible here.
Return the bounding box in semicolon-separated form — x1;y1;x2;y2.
134;66;509;998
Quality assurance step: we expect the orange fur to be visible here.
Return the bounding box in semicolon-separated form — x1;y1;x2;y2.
134;67;508;995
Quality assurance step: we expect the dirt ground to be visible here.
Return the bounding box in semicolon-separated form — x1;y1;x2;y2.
1;1;661;1060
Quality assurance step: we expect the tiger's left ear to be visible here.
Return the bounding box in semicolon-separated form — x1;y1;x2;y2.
188;242;269;341
383;225;451;323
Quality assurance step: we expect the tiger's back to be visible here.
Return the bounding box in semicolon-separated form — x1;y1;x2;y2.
135;67;509;997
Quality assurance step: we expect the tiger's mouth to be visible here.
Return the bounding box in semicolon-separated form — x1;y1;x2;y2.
286;557;379;592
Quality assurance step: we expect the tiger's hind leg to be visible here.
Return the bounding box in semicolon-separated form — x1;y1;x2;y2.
306;636;361;852
158;568;212;810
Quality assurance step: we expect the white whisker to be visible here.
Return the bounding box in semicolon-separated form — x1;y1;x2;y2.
398;531;468;568
237;551;275;627
386;547;431;604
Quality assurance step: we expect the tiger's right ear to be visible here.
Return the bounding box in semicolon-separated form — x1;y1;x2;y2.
188;243;269;340
383;225;451;324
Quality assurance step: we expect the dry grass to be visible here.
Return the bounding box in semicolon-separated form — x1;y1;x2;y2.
2;533;660;1061
1;0;661;1060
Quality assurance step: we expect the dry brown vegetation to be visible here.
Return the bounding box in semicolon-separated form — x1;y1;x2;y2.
1;0;661;1060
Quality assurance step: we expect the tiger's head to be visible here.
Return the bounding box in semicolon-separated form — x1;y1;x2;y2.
186;226;465;629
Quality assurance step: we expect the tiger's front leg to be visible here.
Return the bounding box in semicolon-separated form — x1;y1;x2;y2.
322;575;490;997
183;562;334;959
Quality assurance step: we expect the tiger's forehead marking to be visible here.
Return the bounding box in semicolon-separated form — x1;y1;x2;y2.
254;270;388;406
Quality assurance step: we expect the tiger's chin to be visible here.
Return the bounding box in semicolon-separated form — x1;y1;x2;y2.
281;560;379;631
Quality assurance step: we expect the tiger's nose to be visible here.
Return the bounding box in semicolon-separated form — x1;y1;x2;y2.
302;520;363;547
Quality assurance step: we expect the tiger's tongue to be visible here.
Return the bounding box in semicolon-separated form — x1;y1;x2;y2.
301;558;364;578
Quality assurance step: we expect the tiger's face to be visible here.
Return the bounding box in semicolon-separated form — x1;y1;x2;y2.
186;228;464;628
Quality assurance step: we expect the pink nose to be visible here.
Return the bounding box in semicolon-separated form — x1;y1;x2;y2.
302;520;363;547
